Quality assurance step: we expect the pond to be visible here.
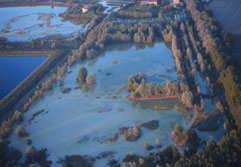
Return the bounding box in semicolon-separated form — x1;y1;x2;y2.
0;6;83;41
8;42;222;166
0;56;47;100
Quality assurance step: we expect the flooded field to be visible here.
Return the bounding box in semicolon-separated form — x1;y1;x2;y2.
0;6;84;41
7;42;190;166
0;56;47;100
7;42;224;166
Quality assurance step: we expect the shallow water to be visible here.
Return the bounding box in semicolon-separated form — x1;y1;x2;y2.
8;42;223;166
0;56;47;100
0;6;82;41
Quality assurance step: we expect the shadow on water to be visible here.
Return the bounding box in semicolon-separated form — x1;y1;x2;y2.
131;98;180;110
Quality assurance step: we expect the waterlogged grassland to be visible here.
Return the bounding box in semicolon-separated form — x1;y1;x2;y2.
8;41;224;166
8;42;191;166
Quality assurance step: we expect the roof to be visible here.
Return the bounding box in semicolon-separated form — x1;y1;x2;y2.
140;1;149;6
140;0;158;6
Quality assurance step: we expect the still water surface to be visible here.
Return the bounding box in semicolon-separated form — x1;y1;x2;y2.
0;6;82;41
0;56;47;99
8;42;223;166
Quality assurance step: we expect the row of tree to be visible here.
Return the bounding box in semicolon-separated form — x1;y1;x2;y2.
121;128;241;167
185;0;241;127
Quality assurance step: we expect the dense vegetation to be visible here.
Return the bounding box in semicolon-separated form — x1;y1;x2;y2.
184;0;241;127
78;67;88;83
122;129;241;167
127;73;190;101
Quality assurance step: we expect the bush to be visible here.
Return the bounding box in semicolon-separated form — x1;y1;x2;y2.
82;85;88;92
174;124;183;134
25;146;36;163
86;72;96;85
15;125;27;137
86;49;95;59
78;67;88;83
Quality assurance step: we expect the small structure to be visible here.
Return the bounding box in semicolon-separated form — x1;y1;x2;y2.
169;0;181;5
82;6;89;13
140;0;158;7
149;0;158;5
140;1;149;6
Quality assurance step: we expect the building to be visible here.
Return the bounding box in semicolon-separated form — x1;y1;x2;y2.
140;1;149;6
82;6;89;13
148;0;158;5
140;0;158;6
169;0;180;5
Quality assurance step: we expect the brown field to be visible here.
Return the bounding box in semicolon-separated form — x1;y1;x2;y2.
209;0;241;34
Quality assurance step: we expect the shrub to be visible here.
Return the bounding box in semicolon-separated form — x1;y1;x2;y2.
15;125;27;137
82;85;88;92
25;146;36;163
86;72;96;85
174;124;183;134
78;67;88;83
86;49;95;59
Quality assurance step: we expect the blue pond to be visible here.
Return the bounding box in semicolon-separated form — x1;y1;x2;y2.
0;56;47;100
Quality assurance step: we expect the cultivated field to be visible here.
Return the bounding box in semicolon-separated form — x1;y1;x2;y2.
209;0;241;34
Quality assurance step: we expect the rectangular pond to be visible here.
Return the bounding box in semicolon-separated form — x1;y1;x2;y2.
0;56;47;100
